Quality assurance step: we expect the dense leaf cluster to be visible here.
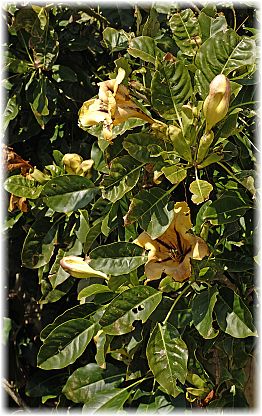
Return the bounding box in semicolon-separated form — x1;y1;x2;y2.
4;3;258;411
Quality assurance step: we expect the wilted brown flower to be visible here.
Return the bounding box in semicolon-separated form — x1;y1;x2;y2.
134;202;209;283
78;68;154;141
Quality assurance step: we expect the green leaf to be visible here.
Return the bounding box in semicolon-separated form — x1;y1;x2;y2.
124;188;174;240
4;175;42;199
169;9;200;56
40;303;95;340
89;242;147;276
189;179;213;205
82;387;132;413
123;133;165;163
37;318;99;369
78;284;112;301
103;27;129;52
202;193;251;224
146;322;187;397
128;36;163;64
101;155;143;203
162;164;187;185
3;317;12;345
3;94;20;131
62;363;125;403
195;29;256;98
198;12;227;42
25;370;68;397
151;60;192;119
100;286;162;335
52;65;77;82
21;216;57;269
215;288;257;338
41;175;98;213
29;28;59;70
13;8;41;33
192;286;219;339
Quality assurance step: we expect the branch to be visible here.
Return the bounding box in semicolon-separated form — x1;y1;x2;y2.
2;378;29;411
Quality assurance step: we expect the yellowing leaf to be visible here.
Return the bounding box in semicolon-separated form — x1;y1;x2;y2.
189;179;213;205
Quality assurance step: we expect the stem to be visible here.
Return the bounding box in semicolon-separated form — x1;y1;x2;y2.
163;284;191;324
2;378;29;410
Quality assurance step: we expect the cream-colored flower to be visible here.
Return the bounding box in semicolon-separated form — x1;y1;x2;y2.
60;255;108;280
134;202;209;283
78;68;154;141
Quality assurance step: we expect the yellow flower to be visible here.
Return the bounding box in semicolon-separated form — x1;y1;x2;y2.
134;202;209;283
78;68;154;141
60;255;108;280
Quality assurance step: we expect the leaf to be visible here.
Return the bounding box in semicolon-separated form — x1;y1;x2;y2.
99;286;162;335
52;65;77;83
202;193;251;224
78;284;112;301
162;164;187;185
25;370;68;397
146;322;187;397
3;94;19;131
169;9;200;56
198;12;227;42
151;60;192;119
89;242;147;276
189;179;213;205
37;318;99;370
62;363;125;404
101;155;143;203
41;175;98;213
127;36;163;64
192;286;219;339
40;303;95;341
103;27;129;52
4;175;42;199
29;28;59;70
215;287;257;338
124;187;174;240
123;133;166;163
195;29;257;98
21;216;58;269
82;387;132;413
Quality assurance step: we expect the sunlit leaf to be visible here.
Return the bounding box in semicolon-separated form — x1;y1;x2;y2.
192;286;219;339
189;179;213;205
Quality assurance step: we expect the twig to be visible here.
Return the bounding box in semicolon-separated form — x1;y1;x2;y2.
2;378;29;411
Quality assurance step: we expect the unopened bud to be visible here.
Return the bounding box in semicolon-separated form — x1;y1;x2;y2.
60;256;108;280
75;159;94;176
30;168;50;184
62;153;83;174
196;131;214;163
203;74;231;132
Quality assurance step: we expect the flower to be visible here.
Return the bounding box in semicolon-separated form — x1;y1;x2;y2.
78;68;154;141
60;255;108;280
134;202;209;283
203;74;231;132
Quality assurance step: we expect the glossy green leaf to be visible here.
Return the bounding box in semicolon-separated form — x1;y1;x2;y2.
198;11;227;42
195;29;256;98
41;175;98;213
62;363;125;403
3;94;20;131
100;286;162;335
128;36;163;64
101;155;143;203
103;27;129;52
21;216;57;269
4;175;42;199
82;387;132;413
146;322;187;397
215;287;257;338
40;303;96;341
37;318;99;369
162;164;187;185
192;286;219;339
189;179;213;205
78;284;112;301
89;242;147;276
169;9;200;56
151;61;192;119
124;188;174;239
52;65;77;82
202;193;251;224
123;133;166;163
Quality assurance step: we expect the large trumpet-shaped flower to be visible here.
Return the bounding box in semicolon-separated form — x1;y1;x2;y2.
134;202;209;283
78;68;153;141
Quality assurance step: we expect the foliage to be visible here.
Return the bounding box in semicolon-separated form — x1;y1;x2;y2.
4;2;258;411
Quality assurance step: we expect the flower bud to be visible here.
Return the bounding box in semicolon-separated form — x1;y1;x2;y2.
203;74;231;132
196;131;214;164
60;256;108;279
75;159;94;176
62;153;83;174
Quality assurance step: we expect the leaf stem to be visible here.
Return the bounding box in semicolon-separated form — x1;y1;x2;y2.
163;284;192;324
217;161;245;188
